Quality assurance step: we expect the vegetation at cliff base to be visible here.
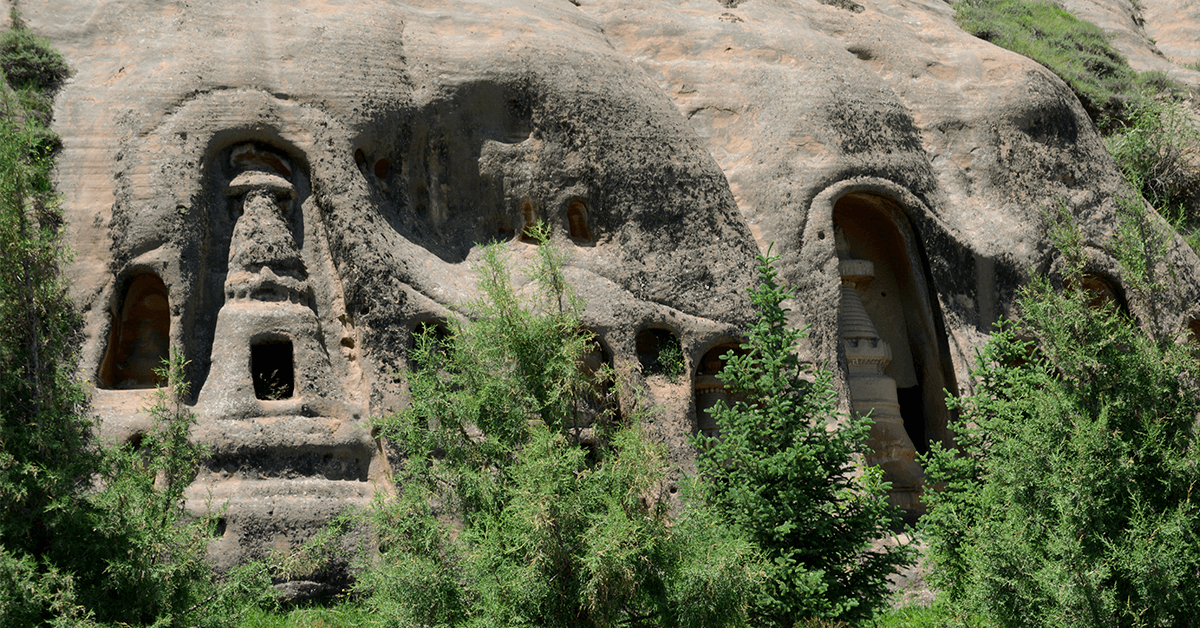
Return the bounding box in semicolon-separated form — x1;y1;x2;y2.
920;203;1200;626
692;249;912;626
0;16;274;627
360;229;765;627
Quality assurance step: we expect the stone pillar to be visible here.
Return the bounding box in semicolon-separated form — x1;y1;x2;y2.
839;257;925;510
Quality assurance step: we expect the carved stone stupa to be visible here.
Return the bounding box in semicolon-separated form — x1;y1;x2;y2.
838;244;926;511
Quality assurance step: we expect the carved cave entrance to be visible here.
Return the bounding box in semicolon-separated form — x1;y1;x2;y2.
99;273;170;389
571;333;617;439
636;328;682;378
567;199;591;242
833;192;956;511
693;344;743;439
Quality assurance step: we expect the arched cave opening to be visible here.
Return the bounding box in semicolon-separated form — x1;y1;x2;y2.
567;199;591;242
833;192;956;463
1078;272;1130;316
98;273;171;389
693;343;742;438
635;328;683;378
520;199;540;242
409;319;451;368
572;332;617;435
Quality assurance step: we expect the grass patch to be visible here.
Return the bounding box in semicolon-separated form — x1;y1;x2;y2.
954;0;1200;252
239;603;378;628
953;0;1141;128
1106;94;1200;210
871;601;996;628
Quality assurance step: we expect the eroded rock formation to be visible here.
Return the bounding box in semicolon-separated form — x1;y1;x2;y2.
31;0;1200;569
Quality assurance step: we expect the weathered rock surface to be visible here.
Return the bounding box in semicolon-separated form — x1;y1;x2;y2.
1059;0;1200;83
1141;0;1200;68
30;0;1200;574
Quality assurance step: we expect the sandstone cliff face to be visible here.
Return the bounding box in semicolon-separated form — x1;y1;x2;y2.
1142;0;1200;68
31;0;1200;568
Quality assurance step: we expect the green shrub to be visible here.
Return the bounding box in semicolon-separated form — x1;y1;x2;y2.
0;69;94;625
920;205;1200;627
647;331;686;381
691;250;913;626
0;30;269;625
0;12;70;94
953;0;1141;127
361;227;763;628
1105;94;1200;226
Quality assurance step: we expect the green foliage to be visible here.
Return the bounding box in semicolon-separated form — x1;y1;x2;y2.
0;351;271;627
642;331;685;381
921;206;1200;627
692;250;913;626
361;228;763;628
79;356;228;626
0;28;273;625
953;0;1141;127
0;12;71;94
1105;94;1200;243
0;51;94;625
871;600;996;628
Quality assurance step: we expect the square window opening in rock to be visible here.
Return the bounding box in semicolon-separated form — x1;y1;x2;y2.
251;341;295;400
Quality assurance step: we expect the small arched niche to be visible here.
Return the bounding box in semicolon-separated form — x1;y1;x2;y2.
520;199;541;243
374;158;390;180
635;328;684;379
1077;272;1129;315
1188;319;1200;344
693;343;743;438
566;199;591;243
251;337;294;401
833;192;957;460
99;273;171;389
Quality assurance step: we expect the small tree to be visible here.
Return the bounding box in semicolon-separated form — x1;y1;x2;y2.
692;250;913;626
0;66;98;628
921;204;1200;627
361;228;763;628
0;25;268;625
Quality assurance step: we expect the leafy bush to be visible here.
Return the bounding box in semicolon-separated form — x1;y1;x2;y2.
692;250;913;626
360;228;763;628
0;60;94;623
0;28;270;625
921;205;1200;627
1105;94;1200;239
953;0;1141;127
0;11;70;94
